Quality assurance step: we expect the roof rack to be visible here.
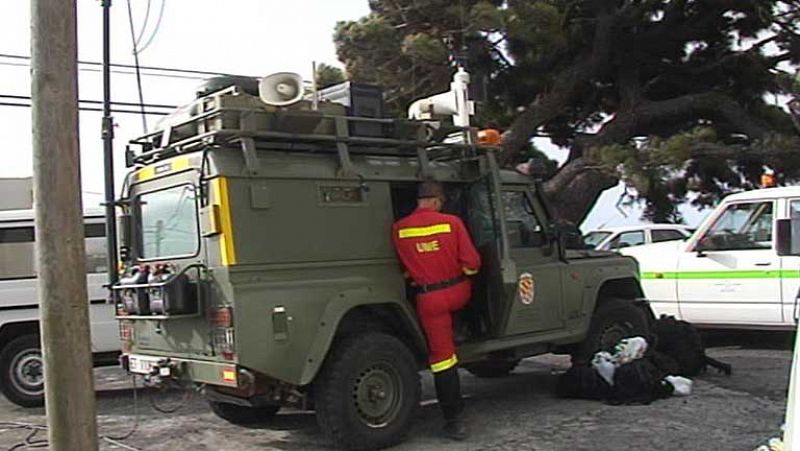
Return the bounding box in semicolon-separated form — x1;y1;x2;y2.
125;86;495;178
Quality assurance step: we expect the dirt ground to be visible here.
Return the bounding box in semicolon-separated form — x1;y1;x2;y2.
0;331;793;451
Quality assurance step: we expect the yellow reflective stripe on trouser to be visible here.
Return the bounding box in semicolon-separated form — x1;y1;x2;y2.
430;354;458;373
211;177;237;266
398;223;451;239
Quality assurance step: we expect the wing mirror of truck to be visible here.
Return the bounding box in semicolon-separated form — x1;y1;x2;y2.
117;212;132;262
776;218;800;256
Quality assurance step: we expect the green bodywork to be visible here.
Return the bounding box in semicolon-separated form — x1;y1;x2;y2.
116;87;644;392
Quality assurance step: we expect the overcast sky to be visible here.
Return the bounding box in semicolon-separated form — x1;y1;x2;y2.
0;0;708;229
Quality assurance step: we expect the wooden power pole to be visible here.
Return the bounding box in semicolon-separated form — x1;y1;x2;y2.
30;1;99;450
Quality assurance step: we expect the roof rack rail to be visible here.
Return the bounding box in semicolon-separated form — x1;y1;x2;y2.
125;86;496;176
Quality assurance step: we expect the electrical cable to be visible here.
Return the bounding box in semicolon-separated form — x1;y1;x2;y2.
0;376;144;451
133;0;152;47
0;53;241;78
126;0;149;133
0;94;176;110
0;101;170;116
136;0;166;54
0;59;208;81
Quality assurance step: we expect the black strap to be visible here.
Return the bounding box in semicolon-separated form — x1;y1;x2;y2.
417;275;466;294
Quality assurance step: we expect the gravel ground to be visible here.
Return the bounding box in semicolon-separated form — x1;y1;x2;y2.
0;331;793;451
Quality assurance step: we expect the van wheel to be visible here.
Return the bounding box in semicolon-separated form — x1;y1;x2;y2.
314;332;420;451
572;299;649;366
208;400;280;425
464;359;520;378
0;334;45;407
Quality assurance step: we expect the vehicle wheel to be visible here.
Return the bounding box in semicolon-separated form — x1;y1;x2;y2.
0;334;45;408
208;400;280;425
464;359;520;378
571;299;649;366
314;332;421;451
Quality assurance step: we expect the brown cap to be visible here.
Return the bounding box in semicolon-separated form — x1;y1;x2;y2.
417;180;445;199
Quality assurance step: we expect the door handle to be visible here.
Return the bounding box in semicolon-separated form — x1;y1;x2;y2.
754;262;772;266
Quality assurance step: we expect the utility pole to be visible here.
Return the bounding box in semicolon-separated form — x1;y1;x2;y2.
102;0;119;290
31;1;99;450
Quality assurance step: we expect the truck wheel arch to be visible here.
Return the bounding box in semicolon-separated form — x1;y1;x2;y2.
299;296;427;385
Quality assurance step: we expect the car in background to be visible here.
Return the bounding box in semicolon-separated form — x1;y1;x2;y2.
583;224;693;251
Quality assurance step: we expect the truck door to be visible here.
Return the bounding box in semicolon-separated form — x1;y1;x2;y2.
781;199;800;325
677;200;782;325
498;188;564;335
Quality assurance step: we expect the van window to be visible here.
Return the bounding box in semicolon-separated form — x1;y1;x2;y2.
699;201;773;251
0;226;35;279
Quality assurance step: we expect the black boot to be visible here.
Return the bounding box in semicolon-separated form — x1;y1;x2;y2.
434;366;468;440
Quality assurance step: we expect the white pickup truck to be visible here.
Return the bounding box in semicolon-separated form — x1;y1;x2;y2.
622;187;800;330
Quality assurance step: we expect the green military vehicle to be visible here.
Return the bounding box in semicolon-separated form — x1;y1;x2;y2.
113;72;653;450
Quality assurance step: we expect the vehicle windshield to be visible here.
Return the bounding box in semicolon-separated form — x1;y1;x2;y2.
583;231;611;248
137;184;200;260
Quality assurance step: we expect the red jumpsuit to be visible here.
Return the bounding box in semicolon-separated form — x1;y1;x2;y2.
392;207;481;373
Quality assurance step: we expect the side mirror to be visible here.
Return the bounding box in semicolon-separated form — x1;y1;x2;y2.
776;218;800;256
117;212;133;263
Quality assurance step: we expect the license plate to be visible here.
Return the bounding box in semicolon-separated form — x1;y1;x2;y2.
128;355;160;375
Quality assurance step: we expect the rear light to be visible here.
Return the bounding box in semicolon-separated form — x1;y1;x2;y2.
119;321;134;354
210;306;235;360
210;306;233;327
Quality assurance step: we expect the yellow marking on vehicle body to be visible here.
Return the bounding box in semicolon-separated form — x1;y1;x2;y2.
430;354;458;373
211;177;237;266
398;223;451;239
134;156;191;182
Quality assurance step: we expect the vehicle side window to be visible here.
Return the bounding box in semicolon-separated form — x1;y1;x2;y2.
652;229;686;243
502;191;543;248
0;226;35;279
84;223;108;274
698;201;773;251
607;231;645;249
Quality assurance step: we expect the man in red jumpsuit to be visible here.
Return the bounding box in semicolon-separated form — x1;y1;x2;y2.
392;180;481;440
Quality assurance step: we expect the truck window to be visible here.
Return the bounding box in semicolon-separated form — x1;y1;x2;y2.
651;229;686;243
608;231;645;249
136;184;200;260
502;191;542;248
699;201;774;251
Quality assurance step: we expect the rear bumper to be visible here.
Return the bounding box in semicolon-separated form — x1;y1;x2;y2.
120;353;241;388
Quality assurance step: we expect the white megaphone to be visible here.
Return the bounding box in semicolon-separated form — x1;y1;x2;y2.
408;67;474;127
258;72;304;107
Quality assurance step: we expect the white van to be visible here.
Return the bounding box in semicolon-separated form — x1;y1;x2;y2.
622;187;800;330
0;209;119;407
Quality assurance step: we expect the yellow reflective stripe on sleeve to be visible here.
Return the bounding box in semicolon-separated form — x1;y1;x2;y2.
430;354;458;373
398;223;451;239
463;267;478;276
211;177;237;266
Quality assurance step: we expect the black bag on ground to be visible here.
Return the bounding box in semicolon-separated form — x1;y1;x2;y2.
652;315;732;377
608;358;674;405
556;366;612;400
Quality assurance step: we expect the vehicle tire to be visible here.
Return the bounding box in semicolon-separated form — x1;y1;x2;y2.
208;400;280;425
314;332;421;451
571;299;649;366
464;359;520;378
0;334;45;408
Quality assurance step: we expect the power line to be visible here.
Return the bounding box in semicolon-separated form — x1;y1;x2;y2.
0;53;242;78
0;59;206;80
0;94;176;110
126;0;149;132
0;101;170;116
